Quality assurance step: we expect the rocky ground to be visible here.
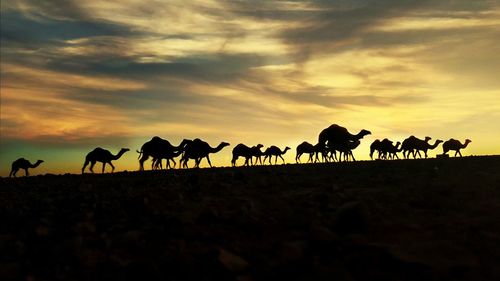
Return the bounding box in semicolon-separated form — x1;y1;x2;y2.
1;156;500;281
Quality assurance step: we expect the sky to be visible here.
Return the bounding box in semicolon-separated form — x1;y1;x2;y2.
1;0;500;176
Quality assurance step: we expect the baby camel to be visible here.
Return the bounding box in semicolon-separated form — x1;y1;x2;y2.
82;147;129;173
263;146;290;165
9;158;44;177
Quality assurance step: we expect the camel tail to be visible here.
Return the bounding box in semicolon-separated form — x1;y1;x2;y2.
136;150;142;159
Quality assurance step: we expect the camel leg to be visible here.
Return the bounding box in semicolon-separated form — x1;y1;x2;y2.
279;155;285;164
350;152;356;161
171;159;177;168
109;162;115;173
89;161;96;173
206;156;212;167
139;155;149;171
102;163;106;173
25;168;29;177
458;150;463;157
82;159;90;173
296;153;300;163
9;168;16;177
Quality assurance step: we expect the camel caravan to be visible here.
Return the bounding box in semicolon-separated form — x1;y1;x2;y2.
8;124;472;176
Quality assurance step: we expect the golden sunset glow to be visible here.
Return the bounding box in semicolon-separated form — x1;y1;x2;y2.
1;0;500;175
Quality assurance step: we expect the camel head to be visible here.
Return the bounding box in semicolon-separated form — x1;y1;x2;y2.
465;139;472;144
256;144;264;149
284;146;291;153
424;136;432;142
359;129;371;138
220;142;230;148
36;160;44;164
120;148;130;153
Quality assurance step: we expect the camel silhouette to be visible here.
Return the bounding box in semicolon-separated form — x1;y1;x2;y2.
152;149;185;170
137;137;191;171
296;141;316;163
443;138;471;157
181;138;230;168
370;139;383;160
318;124;371;147
251;144;265;165
379;139;402;160
9;158;44;177
415;139;442;159
263;146;290;165
82;148;129;173
328;140;361;161
401;136;431;159
232;143;264;166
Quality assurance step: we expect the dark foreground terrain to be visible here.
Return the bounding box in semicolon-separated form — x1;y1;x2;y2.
1;156;500;281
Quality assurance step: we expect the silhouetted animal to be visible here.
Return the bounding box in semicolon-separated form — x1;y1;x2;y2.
9;158;44;177
415;139;443;158
370;139;382;160
82;148;129;173
296;141;315;163
137;137;190;171
181;138;230;168
152;149;185;170
318;124;371;147
263;146;290;165
401;136;431;159
380;139;402;160
443;138;471;157
232;143;263;166
251;144;265;165
328;140;361;161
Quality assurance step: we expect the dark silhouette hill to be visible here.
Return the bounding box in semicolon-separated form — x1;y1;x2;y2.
2;156;500;281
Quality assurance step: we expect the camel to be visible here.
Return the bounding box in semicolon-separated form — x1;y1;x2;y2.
181;138;230;168
263;146;290;165
152;149;185;170
442;139;471;157
296;141;315;163
401;136;431;159
9;158;44;177
328;140;361;161
232;143;264;166
370;139;382;160
251;145;265;165
318;124;371;147
82;147;129;173
137;137;191;170
415;139;442;159
379;139;402;160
